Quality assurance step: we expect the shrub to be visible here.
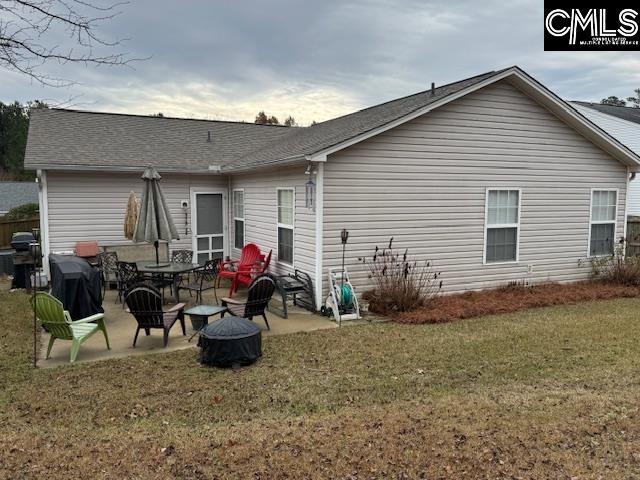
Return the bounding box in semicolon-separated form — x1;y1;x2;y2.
590;241;640;286
359;237;442;314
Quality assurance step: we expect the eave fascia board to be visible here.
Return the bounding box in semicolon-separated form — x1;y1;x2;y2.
24;163;218;174
507;70;640;169
221;154;310;173
307;66;640;170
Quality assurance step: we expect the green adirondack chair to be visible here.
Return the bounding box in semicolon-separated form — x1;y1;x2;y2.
31;292;110;363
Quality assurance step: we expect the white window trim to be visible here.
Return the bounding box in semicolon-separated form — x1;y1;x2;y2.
232;188;245;250
276;187;295;266
587;188;619;258
483;187;522;265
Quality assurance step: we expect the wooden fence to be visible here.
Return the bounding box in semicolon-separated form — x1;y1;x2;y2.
0;217;39;249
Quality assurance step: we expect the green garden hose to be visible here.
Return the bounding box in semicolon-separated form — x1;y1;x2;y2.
340;284;353;308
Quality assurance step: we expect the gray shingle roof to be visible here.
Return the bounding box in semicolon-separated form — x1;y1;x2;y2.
25;110;294;172
24;68;507;173
0;181;39;214
572;101;640;125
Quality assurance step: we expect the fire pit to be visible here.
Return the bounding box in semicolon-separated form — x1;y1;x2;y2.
197;316;262;368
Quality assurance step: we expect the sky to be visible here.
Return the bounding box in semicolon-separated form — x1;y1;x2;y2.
2;0;640;125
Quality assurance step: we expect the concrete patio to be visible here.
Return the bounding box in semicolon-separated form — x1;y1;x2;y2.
38;285;337;368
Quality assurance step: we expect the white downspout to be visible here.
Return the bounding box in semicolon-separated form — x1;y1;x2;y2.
227;174;232;260
624;166;631;256
314;162;324;310
37;169;51;279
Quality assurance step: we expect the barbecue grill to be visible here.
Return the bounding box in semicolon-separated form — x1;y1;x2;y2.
11;232;35;289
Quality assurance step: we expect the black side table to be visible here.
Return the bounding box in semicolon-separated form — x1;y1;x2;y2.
186;305;227;341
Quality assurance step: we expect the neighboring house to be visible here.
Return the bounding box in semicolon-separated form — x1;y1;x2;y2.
571;101;640;215
24;66;640;307
0;181;39;216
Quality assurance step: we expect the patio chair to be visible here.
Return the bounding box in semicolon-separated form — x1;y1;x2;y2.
31;291;110;363
115;261;144;306
124;284;186;348
170;249;194;292
221;275;276;330
217;243;261;292
229;249;272;296
177;258;220;304
171;249;193;264
97;251;118;299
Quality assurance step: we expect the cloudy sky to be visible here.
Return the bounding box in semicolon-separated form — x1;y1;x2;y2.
2;0;640;125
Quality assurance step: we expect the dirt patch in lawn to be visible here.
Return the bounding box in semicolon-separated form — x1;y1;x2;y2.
393;281;640;324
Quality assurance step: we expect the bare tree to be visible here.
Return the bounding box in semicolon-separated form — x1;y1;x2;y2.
0;0;137;85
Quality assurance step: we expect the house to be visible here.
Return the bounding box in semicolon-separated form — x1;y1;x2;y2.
570;101;640;215
24;66;640;308
0;181;39;216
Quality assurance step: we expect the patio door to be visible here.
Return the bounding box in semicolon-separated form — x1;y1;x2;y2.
191;191;225;265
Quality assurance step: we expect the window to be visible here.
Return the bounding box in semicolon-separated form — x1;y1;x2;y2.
233;189;244;250
277;188;294;264
589;190;617;256
484;189;520;263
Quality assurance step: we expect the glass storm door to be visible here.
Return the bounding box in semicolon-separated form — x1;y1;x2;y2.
193;193;224;264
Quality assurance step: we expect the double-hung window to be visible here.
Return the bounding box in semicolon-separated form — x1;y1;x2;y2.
589;190;617;256
484;189;520;263
277;188;294;264
233;189;244;250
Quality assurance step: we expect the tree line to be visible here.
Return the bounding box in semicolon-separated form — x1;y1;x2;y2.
0;101;48;180
601;89;640;107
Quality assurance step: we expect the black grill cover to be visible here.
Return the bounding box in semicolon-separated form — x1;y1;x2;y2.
11;232;35;251
198;316;262;368
49;254;104;320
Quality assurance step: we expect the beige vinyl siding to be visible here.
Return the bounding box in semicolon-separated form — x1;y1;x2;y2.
229;166;316;280
322;79;628;295
46;171;227;253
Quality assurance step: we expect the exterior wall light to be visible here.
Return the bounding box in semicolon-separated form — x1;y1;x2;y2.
305;178;316;210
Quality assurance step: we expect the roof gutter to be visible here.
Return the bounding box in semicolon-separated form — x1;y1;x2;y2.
220;153;315;173
24;163;219;174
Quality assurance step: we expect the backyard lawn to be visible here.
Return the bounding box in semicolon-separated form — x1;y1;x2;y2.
2;286;640;479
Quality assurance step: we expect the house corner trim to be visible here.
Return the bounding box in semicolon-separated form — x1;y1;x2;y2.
314;162;324;309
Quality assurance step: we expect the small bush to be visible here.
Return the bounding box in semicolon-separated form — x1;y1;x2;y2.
359;237;442;314
590;242;640;286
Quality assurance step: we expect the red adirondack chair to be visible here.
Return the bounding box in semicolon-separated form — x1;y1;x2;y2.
217;243;261;295
231;249;272;296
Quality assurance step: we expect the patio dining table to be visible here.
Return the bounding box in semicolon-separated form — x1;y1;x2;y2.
135;261;201;302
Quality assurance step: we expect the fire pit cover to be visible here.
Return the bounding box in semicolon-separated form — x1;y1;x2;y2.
198;316;261;368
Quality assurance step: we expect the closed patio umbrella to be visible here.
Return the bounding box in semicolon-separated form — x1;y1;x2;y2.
124;191;139;240
133;167;179;266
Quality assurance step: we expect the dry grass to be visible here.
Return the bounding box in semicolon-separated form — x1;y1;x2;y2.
2;284;640;478
395;280;640;324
